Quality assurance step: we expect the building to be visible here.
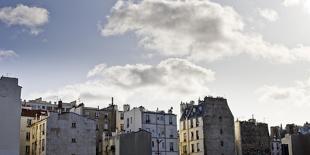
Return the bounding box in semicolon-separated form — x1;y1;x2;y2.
30;112;96;155
22;98;76;112
20;109;48;155
102;130;152;155
281;134;310;155
70;99;117;155
179;96;235;155
270;126;282;155
281;122;310;155
0;76;22;155
124;106;178;155
235;118;270;155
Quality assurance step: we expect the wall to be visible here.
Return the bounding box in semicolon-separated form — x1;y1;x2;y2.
0;77;21;155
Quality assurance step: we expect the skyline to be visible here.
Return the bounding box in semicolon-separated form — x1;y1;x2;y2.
1;0;310;126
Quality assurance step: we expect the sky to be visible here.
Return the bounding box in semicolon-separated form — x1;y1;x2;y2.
1;0;310;126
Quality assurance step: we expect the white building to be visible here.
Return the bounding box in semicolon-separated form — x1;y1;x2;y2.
30;112;96;155
20;109;48;155
124;106;178;155
23;98;76;112
0;76;22;155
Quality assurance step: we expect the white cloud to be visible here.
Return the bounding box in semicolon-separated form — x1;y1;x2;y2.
0;4;49;35
282;0;301;7
257;8;279;22
0;50;17;60
282;0;310;15
101;0;310;63
256;77;310;124
29;58;215;110
257;78;310;106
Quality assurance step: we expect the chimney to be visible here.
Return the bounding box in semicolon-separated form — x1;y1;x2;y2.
123;104;130;112
58;100;63;114
111;97;114;105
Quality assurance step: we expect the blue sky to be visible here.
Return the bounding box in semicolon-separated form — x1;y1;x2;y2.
2;0;310;126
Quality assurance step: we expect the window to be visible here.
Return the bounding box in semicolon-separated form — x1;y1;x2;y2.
196;118;199;127
72;138;76;143
169;142;174;151
25;145;30;155
130;117;132;124
95;112;99;118
196;130;199;139
120;124;124;131
183;145;187;153
220;129;223;135
191;144;195;152
146;115;150;124
219;116;223;122
162;142;165;149
220;141;224;147
26;132;30;141
120;113;124;120
197;143;200;152
42;106;45;109
169;116;173;125
183;133;187;142
170;129;174;138
190;119;193;128
127;118;129;128
27;119;32;126
152;141;154;147
183;121;186;130
42;123;45;135
42;139;45;152
72;123;76;128
191;131;194;140
104;123;108;130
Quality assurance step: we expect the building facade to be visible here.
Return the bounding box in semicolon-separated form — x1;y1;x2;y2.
179;96;235;155
270;126;282;155
70;100;117;155
30;112;96;155
124;106;178;155
0;76;22;155
20;109;48;155
23;98;76;112
235;119;270;155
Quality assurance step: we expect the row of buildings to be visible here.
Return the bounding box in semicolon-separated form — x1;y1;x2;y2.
1;76;310;155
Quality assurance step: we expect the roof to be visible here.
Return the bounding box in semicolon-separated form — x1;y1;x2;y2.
21;109;48;117
180;104;204;121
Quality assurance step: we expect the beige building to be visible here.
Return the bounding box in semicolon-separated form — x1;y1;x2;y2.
0;76;22;155
20;109;48;155
30;112;96;155
179;96;235;155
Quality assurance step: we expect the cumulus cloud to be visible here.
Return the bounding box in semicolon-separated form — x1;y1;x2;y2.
100;0;310;63
257;8;279;22
29;58;215;109
257;78;310;106
0;50;17;60
282;0;301;7
256;77;310;124
282;0;310;14
0;4;49;35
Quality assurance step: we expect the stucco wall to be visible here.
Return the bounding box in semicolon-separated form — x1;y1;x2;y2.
0;77;21;155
